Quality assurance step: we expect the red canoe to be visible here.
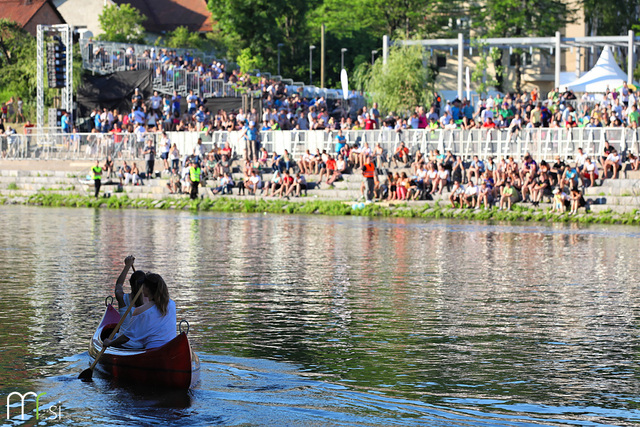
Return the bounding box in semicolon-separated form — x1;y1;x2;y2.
88;304;200;389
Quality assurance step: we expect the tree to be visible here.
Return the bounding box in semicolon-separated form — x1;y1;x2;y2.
583;0;639;36
166;26;203;50
0;19;82;119
470;39;500;96
471;0;575;93
208;0;318;82
360;44;435;115
98;4;146;44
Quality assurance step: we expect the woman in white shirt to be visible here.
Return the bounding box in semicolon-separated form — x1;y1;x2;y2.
104;272;176;350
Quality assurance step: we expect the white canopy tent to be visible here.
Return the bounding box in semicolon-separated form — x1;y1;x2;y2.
565;46;638;93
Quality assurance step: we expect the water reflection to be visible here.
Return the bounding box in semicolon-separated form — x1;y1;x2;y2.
0;205;639;425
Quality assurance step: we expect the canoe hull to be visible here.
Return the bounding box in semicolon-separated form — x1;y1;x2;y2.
88;305;200;389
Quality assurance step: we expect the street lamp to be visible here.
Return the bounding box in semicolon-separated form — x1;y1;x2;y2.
277;43;284;76
309;45;316;86
341;48;347;70
371;49;378;66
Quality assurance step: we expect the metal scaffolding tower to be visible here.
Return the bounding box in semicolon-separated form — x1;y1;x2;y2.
37;24;73;132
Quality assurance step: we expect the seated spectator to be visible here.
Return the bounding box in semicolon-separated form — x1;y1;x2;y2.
500;181;517;210
392;142;410;167
466;155;485;184
463;180;479;208
449;181;464;207
477;181;492;210
263;170;282;196
287;172;307;197
603;149;621;179
327;155;347;186
569;187;587;215
246;170;262;194
166;169;182;194
581;157;598;187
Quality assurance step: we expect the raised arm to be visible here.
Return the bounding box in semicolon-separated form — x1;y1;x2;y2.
115;255;135;309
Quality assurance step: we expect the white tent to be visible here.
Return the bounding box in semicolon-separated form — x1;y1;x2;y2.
565;46;637;93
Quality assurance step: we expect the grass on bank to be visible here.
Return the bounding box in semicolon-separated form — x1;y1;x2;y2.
7;193;639;225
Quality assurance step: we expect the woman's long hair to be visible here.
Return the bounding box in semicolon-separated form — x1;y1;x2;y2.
144;272;170;316
129;270;146;307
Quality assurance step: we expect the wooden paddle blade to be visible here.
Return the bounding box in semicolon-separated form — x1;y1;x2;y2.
78;368;93;381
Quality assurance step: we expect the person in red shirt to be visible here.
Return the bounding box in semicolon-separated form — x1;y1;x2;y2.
319;155;337;184
276;170;295;198
482;117;497;129
364;113;377;130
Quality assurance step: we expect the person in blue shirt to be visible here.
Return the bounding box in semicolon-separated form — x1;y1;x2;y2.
186;90;198;114
335;129;346;155
60;110;71;133
171;91;181;115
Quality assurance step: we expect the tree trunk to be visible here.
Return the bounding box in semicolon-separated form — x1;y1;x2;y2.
493;50;504;93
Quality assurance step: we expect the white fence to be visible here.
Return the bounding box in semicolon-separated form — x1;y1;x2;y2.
213;127;640;163
1;128;639;162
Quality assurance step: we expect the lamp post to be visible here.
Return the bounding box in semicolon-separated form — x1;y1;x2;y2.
341;48;347;70
371;50;377;66
309;45;316;85
277;43;284;76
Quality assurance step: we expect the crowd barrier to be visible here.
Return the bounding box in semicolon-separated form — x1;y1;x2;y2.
2;128;638;163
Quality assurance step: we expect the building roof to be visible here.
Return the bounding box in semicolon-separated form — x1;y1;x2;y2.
0;0;65;30
114;0;212;33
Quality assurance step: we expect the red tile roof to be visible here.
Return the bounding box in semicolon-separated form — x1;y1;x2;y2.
0;0;65;32
114;0;212;33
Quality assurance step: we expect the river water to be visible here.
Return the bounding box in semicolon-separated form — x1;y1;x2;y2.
0;205;639;426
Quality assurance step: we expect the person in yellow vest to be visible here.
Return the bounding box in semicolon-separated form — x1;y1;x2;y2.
187;159;201;200
361;155;378;202
92;160;103;198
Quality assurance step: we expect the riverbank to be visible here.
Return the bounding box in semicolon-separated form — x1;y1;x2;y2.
0;160;639;224
3;193;640;225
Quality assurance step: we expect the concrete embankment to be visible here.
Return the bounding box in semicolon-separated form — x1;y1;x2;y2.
1;160;640;224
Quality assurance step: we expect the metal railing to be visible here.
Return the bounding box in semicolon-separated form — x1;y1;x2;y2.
79;40;367;105
4;128;637;162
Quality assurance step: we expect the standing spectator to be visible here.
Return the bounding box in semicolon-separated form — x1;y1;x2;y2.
362;155;377;203
171;90;181;115
61;110;71;133
187;159;201;199
131;88;143;110
186;90;198;114
143;139;156;179
149;90;162;115
169;143;181;171
160;131;171;172
92;160;102;198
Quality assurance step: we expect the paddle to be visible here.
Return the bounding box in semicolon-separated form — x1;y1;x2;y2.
79;265;142;381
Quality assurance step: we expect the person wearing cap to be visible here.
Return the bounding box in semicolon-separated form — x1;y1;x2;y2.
131;88;143;110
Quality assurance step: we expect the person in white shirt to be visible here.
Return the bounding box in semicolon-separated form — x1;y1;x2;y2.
104;272;176;350
463;180;479;208
160;132;171;171
575;147;587;172
150;91;162;115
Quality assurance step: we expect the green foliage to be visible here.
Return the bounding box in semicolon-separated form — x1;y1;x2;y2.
471;39;499;96
208;0;316;82
583;0;639;37
361;44;434;115
166;26;203;50
236;47;266;74
471;0;574;92
98;4;146;43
